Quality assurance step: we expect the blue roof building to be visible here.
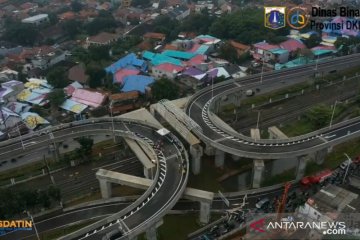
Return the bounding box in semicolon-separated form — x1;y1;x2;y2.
105;53;147;74
142;51;183;66
122;75;154;93
162;50;196;60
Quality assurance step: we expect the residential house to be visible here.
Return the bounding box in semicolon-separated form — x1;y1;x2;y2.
68;64;89;85
152;63;184;79
31;49;69;70
0;68;18;82
0;107;21;130
121;75;154;93
86;32;119;48
1;80;24;102
229;40;250;57
168;5;190;21
251;41;280;62
60;99;88;114
105;53;147;74
21;112;49;130
109;91;140;115
143;32;166;43
58;11;76;21
279;38;307;58
21;14;49;25
71;88;107;108
64;81;83;96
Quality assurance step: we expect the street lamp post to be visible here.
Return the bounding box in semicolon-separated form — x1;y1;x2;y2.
17;123;25;150
329;100;342;128
343;153;352;184
260;55;265;83
27;211;40;240
110;102;115;143
256;111;261;129
211;77;214;99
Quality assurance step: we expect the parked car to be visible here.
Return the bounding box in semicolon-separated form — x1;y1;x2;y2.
256;198;270;209
340;160;351;170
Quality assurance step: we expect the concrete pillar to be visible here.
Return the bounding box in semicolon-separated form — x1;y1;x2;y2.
144;167;155;179
232;155;241;162
199;201;211;224
145;219;163;240
215;149;225;168
327;146;333;153
190;144;203;175
50;143;60;162
250;128;260;140
296;156;308;181
314;148;327;165
204;144;215;156
252;159;265;188
99;179;112;199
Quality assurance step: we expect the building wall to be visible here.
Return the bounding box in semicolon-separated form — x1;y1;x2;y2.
152;68;177;80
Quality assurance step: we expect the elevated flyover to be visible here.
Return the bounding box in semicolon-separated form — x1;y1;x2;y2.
185;53;360;159
0;118;189;240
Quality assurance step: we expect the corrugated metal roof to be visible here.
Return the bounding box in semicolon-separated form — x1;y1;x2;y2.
122;75;154;93
60;99;87;114
105;53;146;74
162;50;196;60
153;63;184;73
21;112;49;130
114;69;140;84
71;89;106;108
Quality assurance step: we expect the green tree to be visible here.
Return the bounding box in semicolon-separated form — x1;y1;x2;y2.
61;19;82;38
71;0;83;12
48;89;66;108
47;186;61;202
304;34;321;49
151;78;180;101
85;17;117;35
48;13;58;25
88;45;110;61
304;104;332;129
218;42;238;63
4;22;39;46
47;67;69;88
37;190;51;208
76;137;94;156
86;64;106;88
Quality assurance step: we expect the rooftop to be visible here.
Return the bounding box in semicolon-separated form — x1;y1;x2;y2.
88;32;119;44
21;14;48;22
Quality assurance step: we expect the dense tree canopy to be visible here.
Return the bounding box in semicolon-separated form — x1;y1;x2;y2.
209;8;290;44
85;16;117;35
48;89;66;108
3;22;39;46
61;19;82;38
131;0;151;7
86;64;106;88
304;34;322;49
71;0;83;12
151;78;180;101
47;67;69;88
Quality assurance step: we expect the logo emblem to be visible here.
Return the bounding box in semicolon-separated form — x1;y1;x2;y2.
287;7;310;29
250;218;266;233
264;7;286;29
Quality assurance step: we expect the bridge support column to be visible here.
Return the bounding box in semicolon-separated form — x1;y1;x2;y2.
327;146;333;153
190;144;203;175
49;143;60;162
199;201;212;224
296;156;308;181
145;219;163;240
252;160;264;188
98;179;112;199
314;148;327;165
204;144;215;156
215;149;225;168
144;166;155;179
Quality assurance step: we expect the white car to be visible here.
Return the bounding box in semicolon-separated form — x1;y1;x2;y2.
340;160;350;170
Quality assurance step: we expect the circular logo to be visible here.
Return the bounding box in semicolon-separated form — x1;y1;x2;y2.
287;7;310;29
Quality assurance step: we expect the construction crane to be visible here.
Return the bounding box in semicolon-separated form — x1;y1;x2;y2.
276;182;291;222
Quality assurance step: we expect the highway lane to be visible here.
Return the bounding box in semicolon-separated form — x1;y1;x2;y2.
0;118;189;240
186;54;360;158
0;185;287;240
